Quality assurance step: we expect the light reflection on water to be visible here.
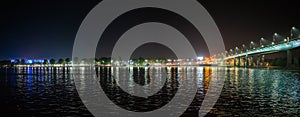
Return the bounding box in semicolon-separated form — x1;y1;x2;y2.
0;67;299;116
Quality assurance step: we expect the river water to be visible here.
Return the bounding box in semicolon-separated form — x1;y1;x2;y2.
0;66;299;116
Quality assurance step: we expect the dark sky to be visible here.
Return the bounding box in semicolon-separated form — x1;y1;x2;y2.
1;0;300;60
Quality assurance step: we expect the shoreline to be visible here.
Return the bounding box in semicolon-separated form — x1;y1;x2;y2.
1;64;300;71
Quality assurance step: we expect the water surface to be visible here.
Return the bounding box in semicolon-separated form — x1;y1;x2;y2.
0;66;299;116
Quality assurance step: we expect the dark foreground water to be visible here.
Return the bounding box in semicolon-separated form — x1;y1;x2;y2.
0;66;299;116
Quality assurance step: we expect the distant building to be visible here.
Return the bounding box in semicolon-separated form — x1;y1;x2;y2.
10;59;48;64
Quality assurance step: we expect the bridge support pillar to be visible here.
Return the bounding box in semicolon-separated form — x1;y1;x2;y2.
251;56;255;67
294;49;300;67
233;58;236;67
287;49;300;68
238;57;241;67
262;55;265;67
256;55;260;67
249;56;252;67
287;49;292;67
245;55;249;67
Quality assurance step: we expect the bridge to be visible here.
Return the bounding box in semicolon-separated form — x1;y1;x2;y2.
214;27;300;67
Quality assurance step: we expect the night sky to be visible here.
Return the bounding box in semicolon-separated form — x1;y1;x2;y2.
1;0;300;60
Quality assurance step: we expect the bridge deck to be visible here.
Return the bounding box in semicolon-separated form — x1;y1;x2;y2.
224;38;300;60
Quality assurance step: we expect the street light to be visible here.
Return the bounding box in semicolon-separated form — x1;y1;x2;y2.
291;27;296;39
260;38;264;46
291;27;300;39
229;49;233;55
235;47;239;54
250;41;255;49
242;44;247;52
273;33;278;42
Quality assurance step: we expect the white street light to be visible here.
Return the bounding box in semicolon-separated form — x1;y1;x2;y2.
291;27;296;39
